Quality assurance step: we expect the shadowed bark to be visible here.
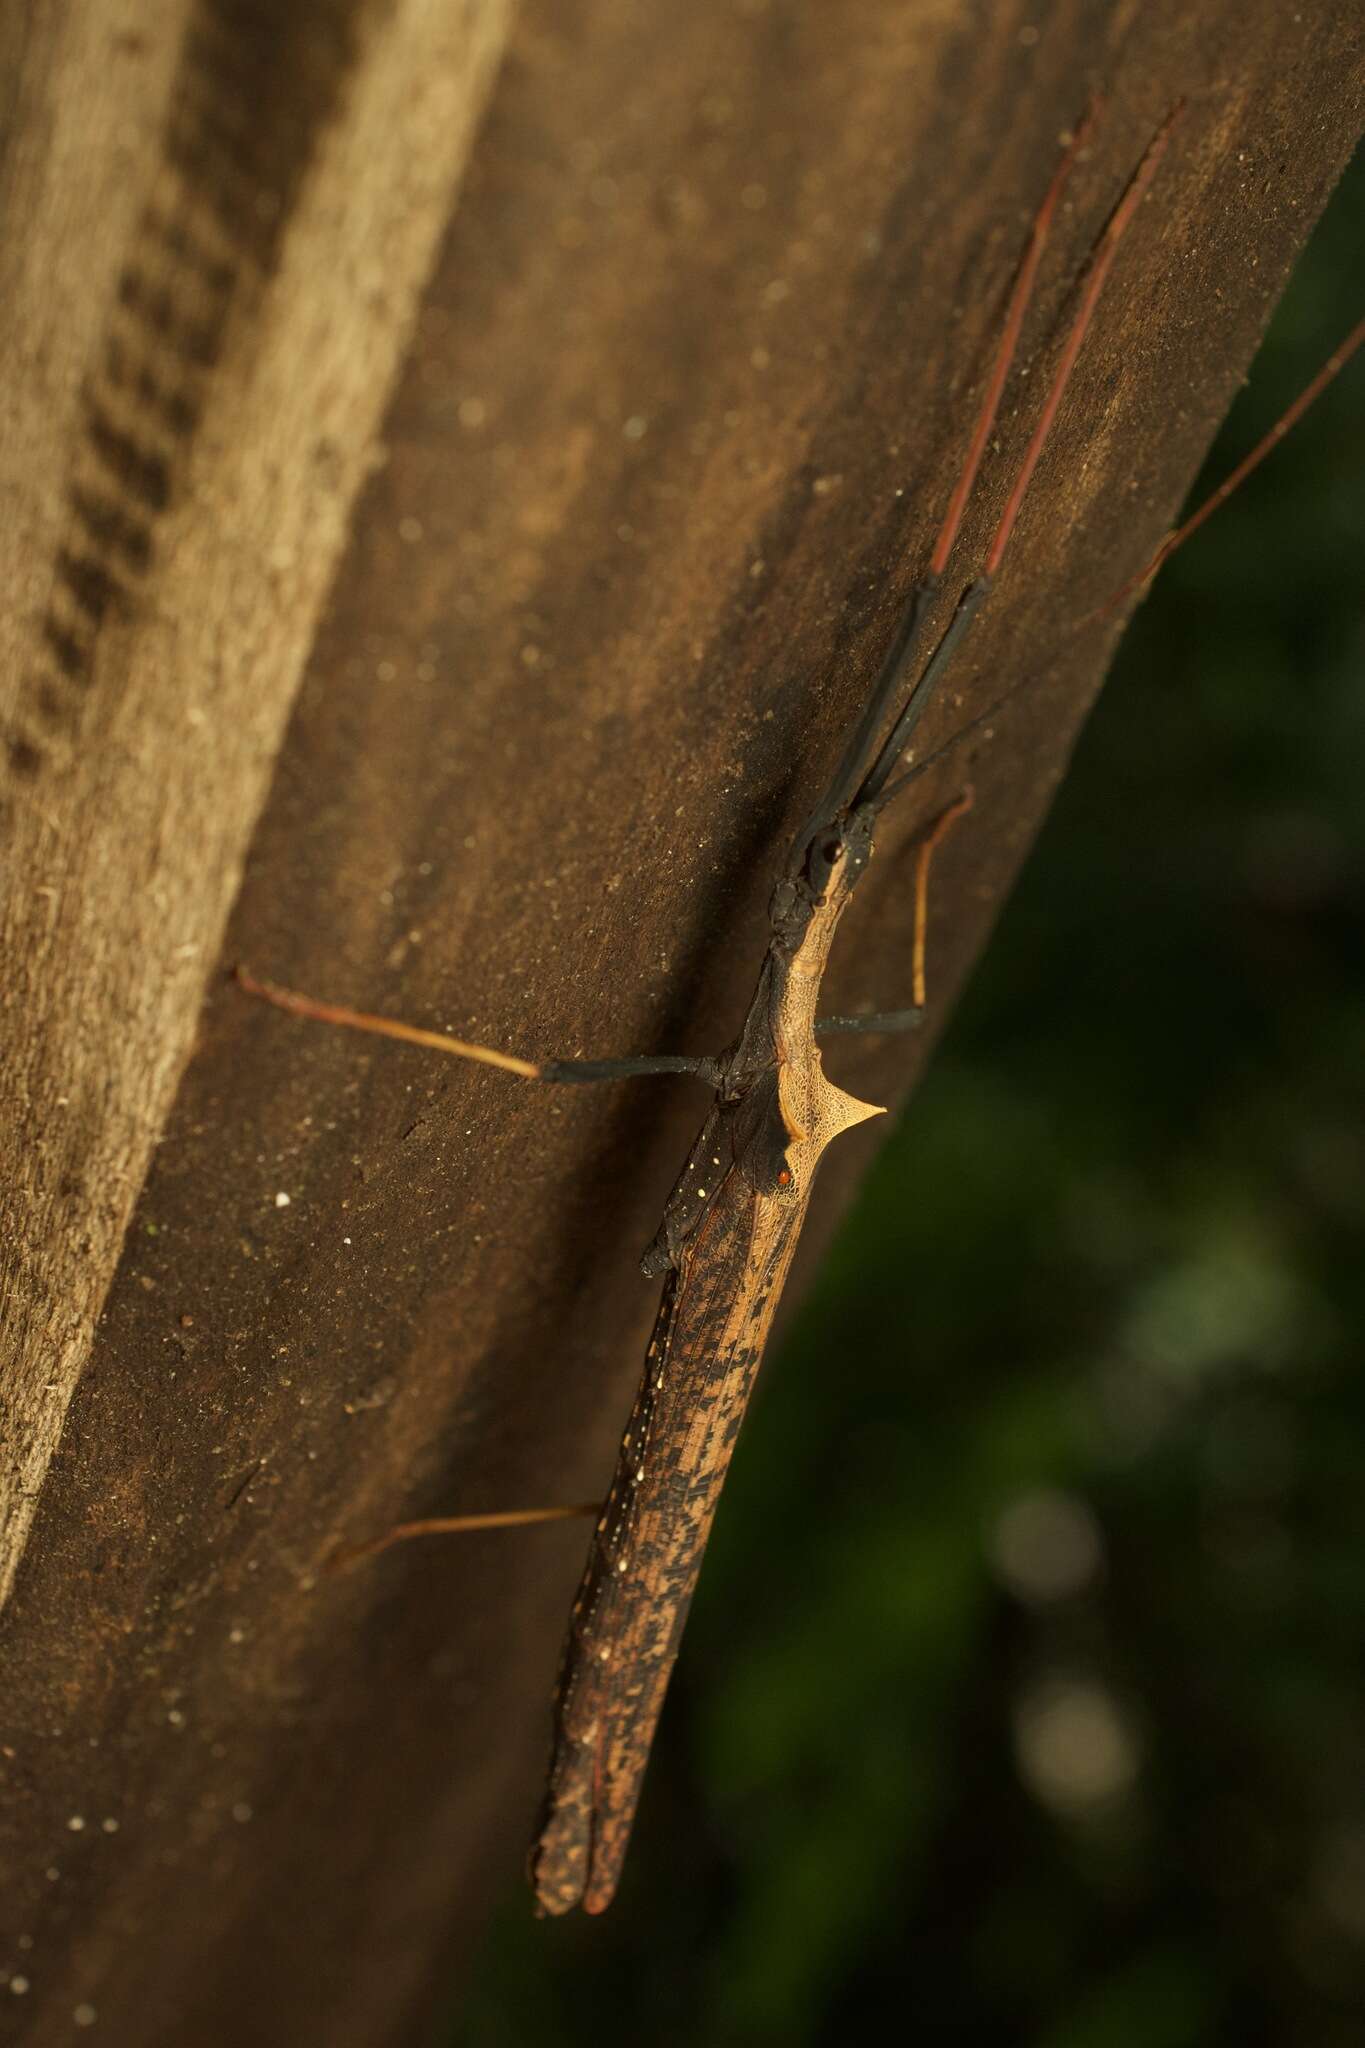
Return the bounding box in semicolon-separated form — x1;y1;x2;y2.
0;1;1360;2042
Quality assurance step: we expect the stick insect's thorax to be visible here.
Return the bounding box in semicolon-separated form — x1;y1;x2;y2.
769;805;879;1055
642;807;883;1279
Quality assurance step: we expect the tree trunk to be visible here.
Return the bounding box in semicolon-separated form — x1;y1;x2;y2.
0;2;1359;2042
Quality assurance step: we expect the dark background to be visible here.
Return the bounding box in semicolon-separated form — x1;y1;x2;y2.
451;141;1364;2048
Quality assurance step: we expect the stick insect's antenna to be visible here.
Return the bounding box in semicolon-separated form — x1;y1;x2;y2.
794;101;1102;854
852;102;1184;813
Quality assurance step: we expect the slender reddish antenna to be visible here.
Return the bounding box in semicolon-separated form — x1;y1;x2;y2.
984;100;1185;575
1098;310;1365;615
929;98;1101;578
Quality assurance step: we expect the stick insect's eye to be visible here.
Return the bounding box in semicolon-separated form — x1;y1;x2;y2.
807;832;845;893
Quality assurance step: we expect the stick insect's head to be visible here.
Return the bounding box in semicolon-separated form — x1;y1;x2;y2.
799;800;877;905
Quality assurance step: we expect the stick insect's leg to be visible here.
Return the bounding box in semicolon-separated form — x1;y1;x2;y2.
816;1009;923;1038
233;976;701;1572
1097;309;1365;618
234;968;721;1088
792;100;1101;853
329;1501;601;1573
816;783;975;1037
853;103;1185;815
911;787;974;1007
875;164;1361;805
285;134;1095;1197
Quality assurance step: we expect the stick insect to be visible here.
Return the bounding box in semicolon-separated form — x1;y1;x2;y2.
237;104;1363;1915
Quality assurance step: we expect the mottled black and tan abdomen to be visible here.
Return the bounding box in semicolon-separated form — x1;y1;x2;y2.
529;1163;812;1915
529;1260;685;1914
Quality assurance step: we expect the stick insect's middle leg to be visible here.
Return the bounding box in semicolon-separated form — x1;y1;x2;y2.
233;966;721;1088
911;787;974;1007
817;783;975;1037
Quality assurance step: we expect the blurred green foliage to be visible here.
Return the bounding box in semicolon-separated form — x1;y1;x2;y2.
455;150;1364;2046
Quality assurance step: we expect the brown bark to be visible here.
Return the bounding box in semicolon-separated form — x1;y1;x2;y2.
0;1;1359;2042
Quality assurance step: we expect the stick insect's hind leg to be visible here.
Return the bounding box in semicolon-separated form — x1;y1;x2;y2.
233;966;722;1088
328;1501;602;1574
232;967;694;1568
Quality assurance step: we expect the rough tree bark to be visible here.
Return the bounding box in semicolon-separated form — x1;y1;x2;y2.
0;2;1359;2043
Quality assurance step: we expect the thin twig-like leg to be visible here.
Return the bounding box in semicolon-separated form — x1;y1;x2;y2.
911;789;975;1008
234;966;721;1088
854;102;1185;813
790;100;1100;853
1099;308;1365;616
816;1008;922;1037
330;1502;600;1571
817;783;976;1035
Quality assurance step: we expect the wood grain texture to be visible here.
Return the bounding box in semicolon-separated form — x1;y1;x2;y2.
0;0;1360;2041
0;0;512;1601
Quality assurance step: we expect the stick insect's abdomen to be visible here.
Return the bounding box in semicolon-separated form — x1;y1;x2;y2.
530;1168;812;1915
528;1263;684;1916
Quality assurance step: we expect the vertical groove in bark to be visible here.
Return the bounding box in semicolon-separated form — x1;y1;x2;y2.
0;0;514;1603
